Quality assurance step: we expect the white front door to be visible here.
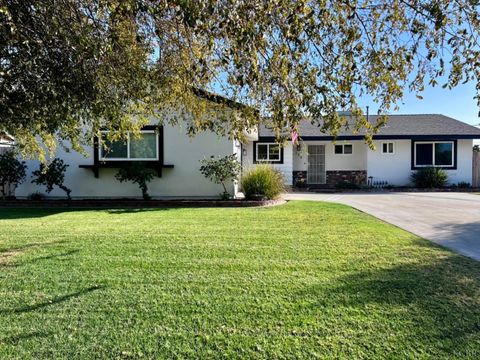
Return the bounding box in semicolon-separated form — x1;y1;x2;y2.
307;145;326;184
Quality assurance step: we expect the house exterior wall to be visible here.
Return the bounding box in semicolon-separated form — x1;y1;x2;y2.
242;141;293;185
447;139;473;184
15;123;237;199
367;139;473;186
366;140;412;186
293;140;368;172
288;138;474;187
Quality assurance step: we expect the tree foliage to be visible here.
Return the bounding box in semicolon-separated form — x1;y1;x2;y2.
2;0;480;156
199;154;241;199
0;150;26;198
32;158;72;199
115;162;156;200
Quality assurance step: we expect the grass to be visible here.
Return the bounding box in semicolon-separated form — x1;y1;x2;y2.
1;201;480;359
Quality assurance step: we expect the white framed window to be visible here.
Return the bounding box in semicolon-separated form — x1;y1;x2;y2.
334;143;353;155
414;141;454;168
255;143;282;162
381;142;395;154
99;130;159;161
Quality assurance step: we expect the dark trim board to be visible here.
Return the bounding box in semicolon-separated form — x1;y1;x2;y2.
252;141;284;164
79;125;173;178
258;134;480;141
79;162;174;178
410;139;457;170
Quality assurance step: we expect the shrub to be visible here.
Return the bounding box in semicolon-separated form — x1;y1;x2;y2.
28;192;45;200
410;167;448;188
241;165;284;200
457;181;471;188
32;158;72;199
115;163;156;200
0;151;27;198
199;154;241;200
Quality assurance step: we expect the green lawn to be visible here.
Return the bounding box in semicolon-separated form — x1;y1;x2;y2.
1;201;480;359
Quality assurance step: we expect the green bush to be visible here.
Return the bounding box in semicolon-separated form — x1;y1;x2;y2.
32;158;71;199
0;151;26;198
115;163;156;200
457;181;471;189
241;165;284;200
410;167;448;188
28;192;45;200
199;154;241;200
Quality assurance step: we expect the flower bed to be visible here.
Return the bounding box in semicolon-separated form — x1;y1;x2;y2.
0;198;286;208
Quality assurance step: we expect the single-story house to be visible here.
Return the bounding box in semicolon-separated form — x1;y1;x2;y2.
14;113;480;198
244;114;480;188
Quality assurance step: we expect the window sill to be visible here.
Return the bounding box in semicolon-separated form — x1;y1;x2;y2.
79;161;174;178
254;161;284;164
412;165;456;170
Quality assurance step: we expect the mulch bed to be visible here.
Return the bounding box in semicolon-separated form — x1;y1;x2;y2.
0;198;286;208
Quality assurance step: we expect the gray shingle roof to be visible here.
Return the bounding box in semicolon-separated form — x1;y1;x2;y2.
259;114;480;139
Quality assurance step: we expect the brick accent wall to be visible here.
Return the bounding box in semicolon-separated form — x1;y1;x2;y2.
326;170;367;185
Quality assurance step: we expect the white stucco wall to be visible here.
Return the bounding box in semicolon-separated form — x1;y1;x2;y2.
16;124;237;199
447;139;473;184
242;142;293;185
366;140;412;186
367;139;474;186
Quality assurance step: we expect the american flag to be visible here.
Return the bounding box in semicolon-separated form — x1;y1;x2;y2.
291;128;299;145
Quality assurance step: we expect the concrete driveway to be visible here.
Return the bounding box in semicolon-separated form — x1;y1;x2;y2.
285;192;480;260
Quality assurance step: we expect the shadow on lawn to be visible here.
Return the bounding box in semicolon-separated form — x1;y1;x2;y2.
106;208;173;214
0;240;67;257
297;251;480;354
0;207;173;219
16;249;81;266
0;285;105;315
0;208;89;220
1;331;55;345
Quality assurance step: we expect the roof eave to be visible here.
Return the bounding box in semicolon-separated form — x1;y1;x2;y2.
258;134;480;141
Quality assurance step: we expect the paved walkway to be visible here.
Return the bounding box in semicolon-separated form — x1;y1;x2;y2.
285;192;480;260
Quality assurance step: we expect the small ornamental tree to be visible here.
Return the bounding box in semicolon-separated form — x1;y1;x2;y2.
32;158;72;199
199;154;241;200
0;151;27;198
115;163;156;200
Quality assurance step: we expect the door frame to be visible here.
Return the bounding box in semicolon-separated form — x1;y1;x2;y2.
307;144;326;184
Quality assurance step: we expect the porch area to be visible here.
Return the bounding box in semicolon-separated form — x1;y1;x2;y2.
292;141;368;188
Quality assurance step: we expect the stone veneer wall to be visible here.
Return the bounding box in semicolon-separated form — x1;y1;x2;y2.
326;170;367;185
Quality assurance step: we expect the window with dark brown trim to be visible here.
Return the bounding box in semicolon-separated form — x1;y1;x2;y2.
253;142;284;164
411;140;457;170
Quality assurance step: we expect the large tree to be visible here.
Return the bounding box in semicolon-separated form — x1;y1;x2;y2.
1;0;480;157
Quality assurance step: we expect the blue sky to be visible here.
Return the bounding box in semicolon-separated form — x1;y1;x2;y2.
358;82;480;127
211;70;479;127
